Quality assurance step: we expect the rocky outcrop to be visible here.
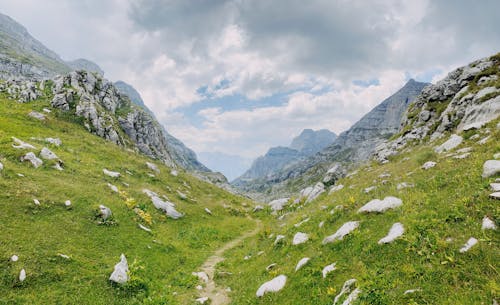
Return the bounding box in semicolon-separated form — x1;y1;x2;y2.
375;54;500;161
114;80;209;172
67;59;104;76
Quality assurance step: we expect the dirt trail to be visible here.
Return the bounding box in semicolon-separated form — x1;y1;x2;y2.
196;218;262;304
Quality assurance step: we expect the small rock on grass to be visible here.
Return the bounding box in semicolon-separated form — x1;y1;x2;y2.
482;217;497;230
322;263;337;278
421;161;436;170
109;254;129;284
256;275;287;297
459;237;478;253
19;269;26;282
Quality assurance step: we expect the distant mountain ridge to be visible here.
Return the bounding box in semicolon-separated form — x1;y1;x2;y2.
233;129;336;189
233;79;428;199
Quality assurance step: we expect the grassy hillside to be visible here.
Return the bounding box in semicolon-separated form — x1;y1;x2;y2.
218;122;499;304
0;93;255;304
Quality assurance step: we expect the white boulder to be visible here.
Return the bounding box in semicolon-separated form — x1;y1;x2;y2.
322;262;337;278
40;147;58;160
256;275;287;297
268;198;289;211
490;192;500;200
322;221;359;244
99;205;112;220
295;257;310;271
195;297;209;304
204;208;212;215
138;224;152;232
12;137;36;149
107;183;119;193
459;237;478;253
333;279;358;305
143;189;183;219
274;235;285;245
109;254;129;284
358;196;402;213
421;161;437;170
65;200;72;207
491;183;500;192
19;269;26;282
378;223;404;244
292;232;309;245
146;162;160;173
364;186;376;193
434;134;463;153
482;160;500;178
192;271;209;283
28;111;45;120
11;255;18;262
103;168;120;178
329;184;344;194
20;152;43;168
45;137;62;146
482;217;496;230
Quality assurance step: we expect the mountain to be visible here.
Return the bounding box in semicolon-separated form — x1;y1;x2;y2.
235;79;428;199
197;151;252;181
113;80;209;172
0;13;208;173
67;58;104;76
233;129;336;191
0;12;70;79
290;128;337;155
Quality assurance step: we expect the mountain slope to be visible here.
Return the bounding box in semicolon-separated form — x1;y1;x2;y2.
197;151;252;181
113;80;210;172
67;58;104;76
0;12;70;79
233;129;336;190
239;79;428;200
213;54;500;304
0;91;255;304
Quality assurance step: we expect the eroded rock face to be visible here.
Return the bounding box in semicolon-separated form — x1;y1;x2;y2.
375;55;500;161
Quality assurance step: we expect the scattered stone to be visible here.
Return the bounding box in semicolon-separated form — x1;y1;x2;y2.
20;152;43;168
65;200;72;207
403;288;422;295
294;218;310;227
177;190;187;200
482;217;496;230
295;257;310;271
453;153;470;159
396;182;414;190
364;186;376;193
147;173;155;178
421;161;436;170
333;279;358;305
266;263;277;271
329;184;344;194
378;173;391;178
459;237;478;253
491;183;500;192
195;297;209;304
146;162;160;173
322;221;360;244
268;198;289;211
125;170;133;176
17;173;25;177
482;160;500;178
99;205;112;220
103;168;120;178
11;255;18;262
478;136;490;145
28;111;45;120
58;253;70;259
256;275;287;297
434;134;463;153
494;153;500;159
53;162;64;171
40;147;58;160
42;108;52;113
490;192;500;200
292;232;309;245
253;205;264;212
33;199;40;205
204;208;212;215
195;285;203;290
0;161;3;171
319;221;325;228
19;269;26;282
322;263;337;278
274;235;285;245
143;189;183;219
107;183;118;193
301;182;325;203
378;223;404;244
138;224;152;232
456;147;472;154
170;170;178;177
358;196;402;213
109;254;129;284
244;255;251;260
192;271;209;283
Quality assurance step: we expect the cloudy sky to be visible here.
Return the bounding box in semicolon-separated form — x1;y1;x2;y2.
2;0;500;171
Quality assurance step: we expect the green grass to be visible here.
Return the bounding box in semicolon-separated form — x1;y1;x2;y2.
218;121;499;304
0;95;255;304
